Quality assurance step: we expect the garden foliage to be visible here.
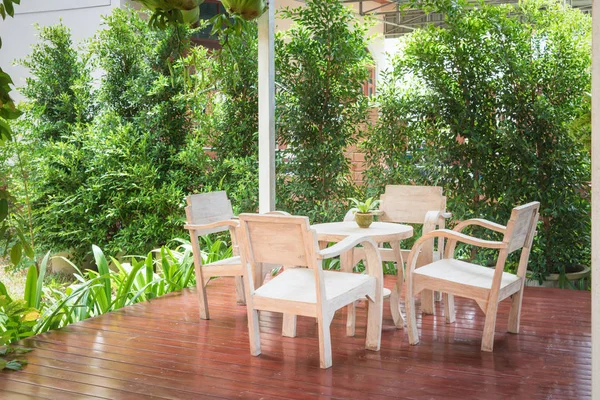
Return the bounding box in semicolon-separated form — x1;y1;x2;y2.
207;23;260;213
275;0;373;222
8;10;214;259
364;0;592;279
0;239;230;345
1;0;593;284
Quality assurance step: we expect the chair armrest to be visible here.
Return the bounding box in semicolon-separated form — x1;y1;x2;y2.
453;218;506;234
317;235;379;260
420;229;506;250
184;219;239;231
317;235;383;282
405;229;506;277
423;211;452;236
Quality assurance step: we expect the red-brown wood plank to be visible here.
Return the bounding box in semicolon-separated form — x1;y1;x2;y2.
0;276;591;399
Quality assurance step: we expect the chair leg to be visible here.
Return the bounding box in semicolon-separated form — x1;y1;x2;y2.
195;267;210;320
340;250;357;337
389;280;404;329
481;301;499;352
366;296;383;351
390;241;405;328
247;307;261;356
317;315;333;369
443;293;455;323
346;302;357;337
406;291;419;345
421;289;435;315
190;232;210;320
282;314;297;337
507;287;525;334
234;276;246;305
242;269;261;356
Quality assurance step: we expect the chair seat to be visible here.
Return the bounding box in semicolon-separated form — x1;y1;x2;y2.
255;268;374;303
202;256;243;277
413;259;519;290
204;256;241;267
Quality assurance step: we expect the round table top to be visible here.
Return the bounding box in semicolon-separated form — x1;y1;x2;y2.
311;221;413;243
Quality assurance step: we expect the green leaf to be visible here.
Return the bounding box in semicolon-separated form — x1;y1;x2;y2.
0;198;7;222
92;245;112;312
10;242;22;266
5;360;27;371
2;0;14;17
35;253;50;309
24;265;37;308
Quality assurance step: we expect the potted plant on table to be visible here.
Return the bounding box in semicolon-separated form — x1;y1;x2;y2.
348;197;380;228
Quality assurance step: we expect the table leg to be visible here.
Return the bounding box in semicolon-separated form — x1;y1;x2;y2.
390;240;405;329
341;249;357;336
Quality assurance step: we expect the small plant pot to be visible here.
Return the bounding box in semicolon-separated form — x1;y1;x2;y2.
355;213;374;228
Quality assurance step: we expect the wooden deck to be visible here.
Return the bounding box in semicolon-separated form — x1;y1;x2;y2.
0;276;591;399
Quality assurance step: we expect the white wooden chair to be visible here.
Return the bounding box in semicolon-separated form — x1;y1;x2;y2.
405;202;540;352
184;191;245;320
346;185;450;329
237;213;384;369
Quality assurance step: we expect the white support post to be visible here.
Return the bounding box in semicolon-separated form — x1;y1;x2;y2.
592;0;599;398
258;3;276;213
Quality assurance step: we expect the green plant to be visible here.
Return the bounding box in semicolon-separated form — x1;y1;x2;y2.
365;0;591;280
348;197;379;214
205;23;260;213
0;282;39;345
0;0;23;145
12;11;215;258
0;0;34;271
34;241;209;334
210;22;258;161
0;345;32;371
275;0;372;221
134;0;203;27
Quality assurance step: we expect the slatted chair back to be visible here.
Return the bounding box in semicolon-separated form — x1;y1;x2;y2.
238;214;318;269
379;185;446;225
503;202;540;254
185;191;234;235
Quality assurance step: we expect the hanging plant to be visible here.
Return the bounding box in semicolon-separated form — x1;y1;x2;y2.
220;0;267;21
134;0;266;30
134;0;204;28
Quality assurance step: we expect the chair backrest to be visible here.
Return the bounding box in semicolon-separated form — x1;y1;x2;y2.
185;191;234;235
379;185;446;224
503;202;540;253
238;213;318;269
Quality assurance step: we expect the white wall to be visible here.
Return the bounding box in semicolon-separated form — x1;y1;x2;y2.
0;0;124;100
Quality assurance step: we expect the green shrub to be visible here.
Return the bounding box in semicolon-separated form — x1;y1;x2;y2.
15;11;214;257
275;0;372;221
210;22;259;160
206;23;260;213
365;0;591;279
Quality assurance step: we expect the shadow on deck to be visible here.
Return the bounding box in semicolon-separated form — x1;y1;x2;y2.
0;276;591;399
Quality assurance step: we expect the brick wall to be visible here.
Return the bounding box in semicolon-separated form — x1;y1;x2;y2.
345;107;378;186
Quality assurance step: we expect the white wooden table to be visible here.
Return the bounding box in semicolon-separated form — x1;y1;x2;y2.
311;221;413;335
